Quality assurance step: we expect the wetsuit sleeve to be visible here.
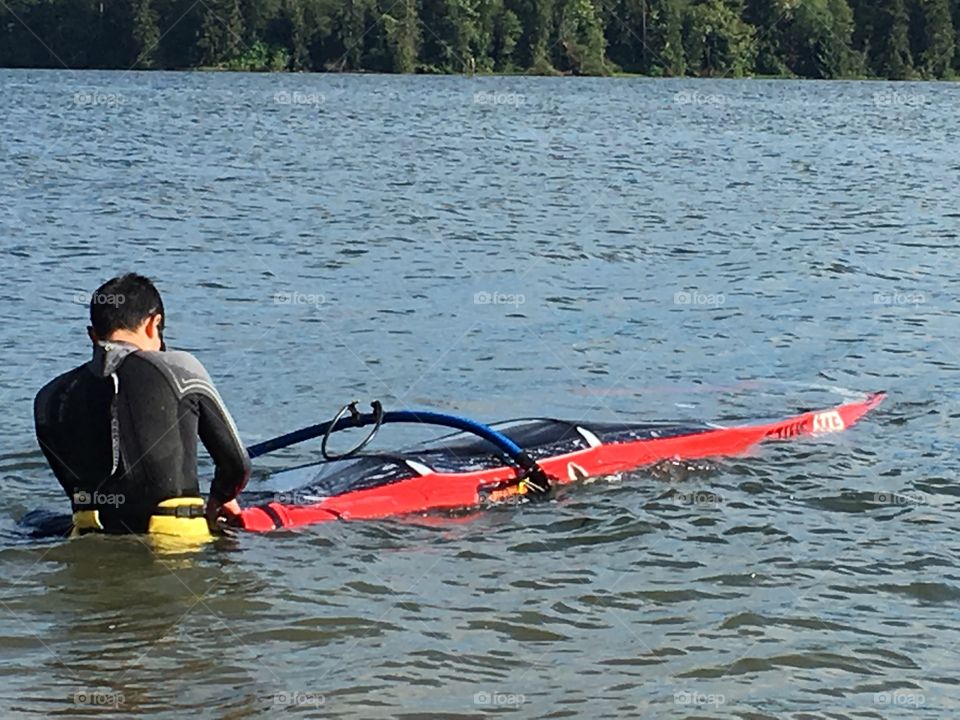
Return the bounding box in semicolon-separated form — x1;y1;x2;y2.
136;350;251;503
197;389;251;503
33;384;73;499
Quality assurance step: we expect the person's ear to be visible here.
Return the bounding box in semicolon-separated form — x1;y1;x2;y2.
87;326;98;344
145;314;163;341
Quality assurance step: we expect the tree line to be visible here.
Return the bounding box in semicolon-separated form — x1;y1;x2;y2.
1;0;958;78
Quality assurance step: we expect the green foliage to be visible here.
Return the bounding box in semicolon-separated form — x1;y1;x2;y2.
777;0;863;78
336;0;376;70
650;0;687;75
383;0;420;72
557;0;608;74
825;0;866;76
419;0;481;72
0;0;957;76
685;0;757;76
596;0;662;73
917;0;955;77
281;0;309;70
493;8;523;70
224;40;290;70
198;0;246;66
527;0;557;72
131;0;161;69
871;0;914;78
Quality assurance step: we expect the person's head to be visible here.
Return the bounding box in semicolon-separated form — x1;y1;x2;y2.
87;274;165;352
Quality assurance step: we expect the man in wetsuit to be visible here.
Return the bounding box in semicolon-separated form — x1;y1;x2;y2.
34;273;250;535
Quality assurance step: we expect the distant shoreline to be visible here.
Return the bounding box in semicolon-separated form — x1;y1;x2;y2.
1;66;956;83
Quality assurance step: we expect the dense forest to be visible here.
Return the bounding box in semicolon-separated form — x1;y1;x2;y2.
1;0;958;78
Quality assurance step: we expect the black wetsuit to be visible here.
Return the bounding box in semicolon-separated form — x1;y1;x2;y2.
34;341;250;533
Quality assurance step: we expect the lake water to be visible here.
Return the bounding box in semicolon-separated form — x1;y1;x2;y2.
1;70;958;718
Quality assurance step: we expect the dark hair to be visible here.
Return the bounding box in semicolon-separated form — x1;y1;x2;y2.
89;273;165;339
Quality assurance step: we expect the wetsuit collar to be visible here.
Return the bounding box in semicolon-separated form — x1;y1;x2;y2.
88;340;141;378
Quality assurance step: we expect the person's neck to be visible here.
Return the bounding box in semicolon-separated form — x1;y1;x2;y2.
103;331;151;351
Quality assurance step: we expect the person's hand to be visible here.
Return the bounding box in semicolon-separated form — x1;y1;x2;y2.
220;499;242;517
205;497;242;529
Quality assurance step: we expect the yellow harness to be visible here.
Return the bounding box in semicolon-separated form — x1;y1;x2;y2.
72;497;213;549
71;509;104;535
147;497;211;538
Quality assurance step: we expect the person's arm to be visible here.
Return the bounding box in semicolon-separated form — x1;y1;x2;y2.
35;423;73;502
197;388;250;517
147;350;251;523
33;380;76;504
186;364;250;524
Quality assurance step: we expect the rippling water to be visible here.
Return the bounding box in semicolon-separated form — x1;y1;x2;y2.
1;70;958;718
